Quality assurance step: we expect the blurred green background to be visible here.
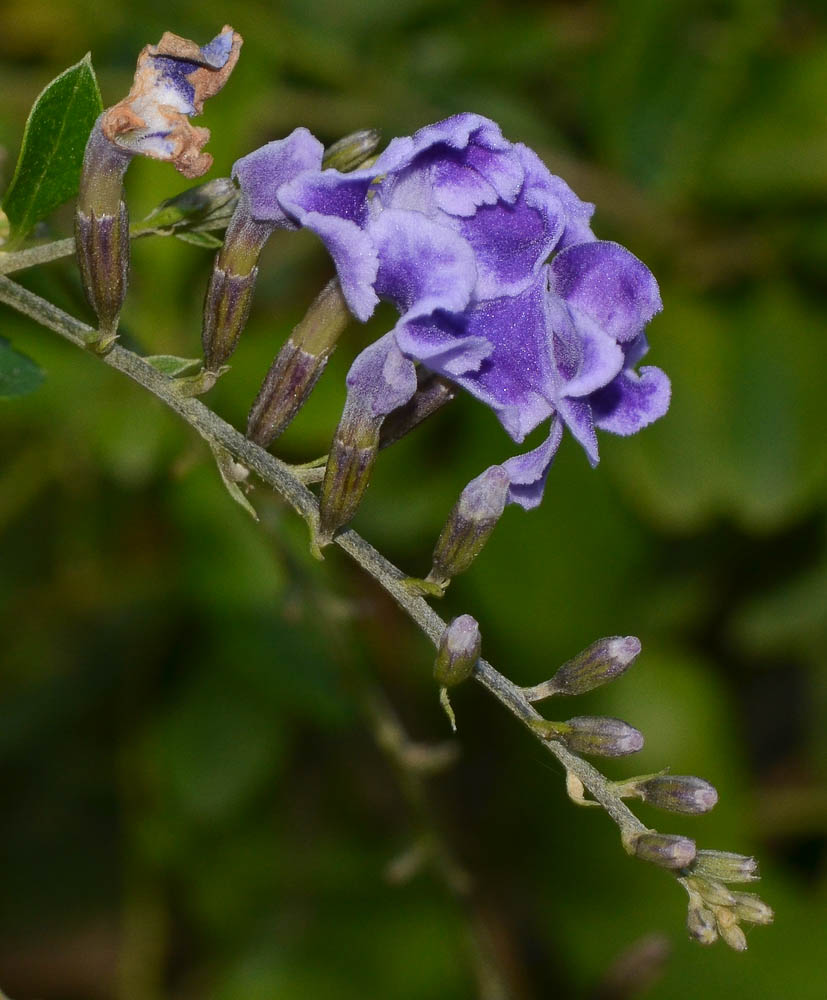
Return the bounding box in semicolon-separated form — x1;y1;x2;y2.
1;1;826;997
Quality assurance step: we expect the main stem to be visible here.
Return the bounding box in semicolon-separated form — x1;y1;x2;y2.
0;273;646;841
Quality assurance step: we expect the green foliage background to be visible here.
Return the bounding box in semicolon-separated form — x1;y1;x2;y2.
1;1;826;997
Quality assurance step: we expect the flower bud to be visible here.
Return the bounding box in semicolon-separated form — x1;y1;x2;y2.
635;775;718;815
630;832;697;870
247;279;352;445
433;614;481;732
692;850;759;883
378;372;456;450
316;334;417;548
686;903;718;945
427;466;509;588
731;892;774;926
321;128;382;172
715;907;748;952
434;615;481;688
142;177;238;233
75;198;129;341
317;411;380;547
201;205;271;370
562;716;644;758
523;635;641;702
686;877;736;908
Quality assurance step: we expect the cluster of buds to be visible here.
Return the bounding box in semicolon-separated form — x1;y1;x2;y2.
682;852;773;950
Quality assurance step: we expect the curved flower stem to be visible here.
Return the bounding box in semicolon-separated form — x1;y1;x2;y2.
0;272;647;848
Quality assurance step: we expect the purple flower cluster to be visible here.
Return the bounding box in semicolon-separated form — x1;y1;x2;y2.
234;113;669;510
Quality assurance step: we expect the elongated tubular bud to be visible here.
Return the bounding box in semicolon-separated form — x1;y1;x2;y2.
427;466;509;587
534;716;644;757
75;119;133;337
633;775;718;815
321;128;382;172
317;408;380;546
247;278;351;445
692;850;759;883
378;372;456;449
523;635;641;701
630;832;697;870
201;203;270;370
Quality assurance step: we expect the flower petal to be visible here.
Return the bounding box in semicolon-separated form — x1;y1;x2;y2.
345;332;418;419
550;241;662;343
369;209;477;318
445;274;556;441
232;128;324;226
501;418;564;509
556;395;599;466
590;365;671;435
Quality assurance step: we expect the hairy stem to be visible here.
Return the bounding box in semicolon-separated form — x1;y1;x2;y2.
0;272;647;845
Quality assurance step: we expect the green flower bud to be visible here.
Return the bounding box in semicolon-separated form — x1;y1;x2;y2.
434;615;481;688
687;903;718;945
692;850;759;883
321;128;382;172
731;892;774;926
715;907;748;952
247;279;352;445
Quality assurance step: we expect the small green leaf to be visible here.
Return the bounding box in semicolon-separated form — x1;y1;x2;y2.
144;355;204;377
0;337;46;398
2;54;103;244
175;230;224;249
210;442;259;521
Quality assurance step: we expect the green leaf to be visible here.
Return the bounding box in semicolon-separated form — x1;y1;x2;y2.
175;230;224;249
0;337;46;398
2;54;103;244
143;355;204;378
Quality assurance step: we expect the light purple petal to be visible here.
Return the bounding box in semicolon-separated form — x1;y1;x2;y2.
394;313;491;377
501;418;564;509
444;275;556;441
278;168;374;227
556;309;624;398
298;212;379;321
556;395;599;467
590;366;671;435
345;332;418;420
516;144;595;249
455;186;563;298
432;159;499;216
368;209;477;320
550;241;662;344
232;128;324;226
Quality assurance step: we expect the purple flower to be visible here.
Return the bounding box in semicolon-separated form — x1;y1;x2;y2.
100;26;242;178
272;113;668;517
278;112;595;322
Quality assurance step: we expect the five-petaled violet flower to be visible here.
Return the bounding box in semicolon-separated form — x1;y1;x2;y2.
268;113;669;528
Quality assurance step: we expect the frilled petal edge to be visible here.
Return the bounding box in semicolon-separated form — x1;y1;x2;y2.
550;241;662;344
590;365;671;436
232;129;324;225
